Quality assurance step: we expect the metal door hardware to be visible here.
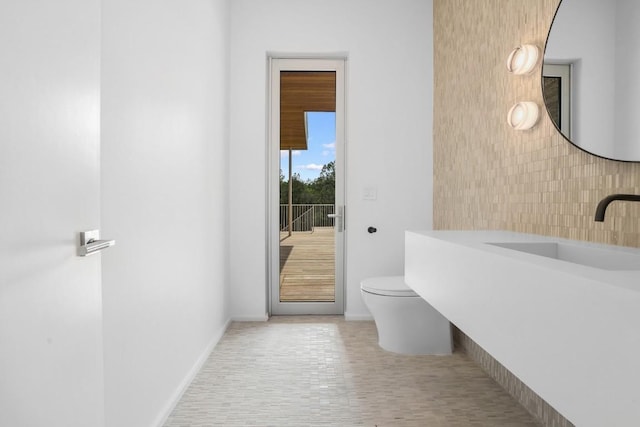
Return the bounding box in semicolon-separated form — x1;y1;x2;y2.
78;230;115;256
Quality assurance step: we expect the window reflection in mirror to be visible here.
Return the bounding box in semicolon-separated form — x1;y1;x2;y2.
542;63;571;138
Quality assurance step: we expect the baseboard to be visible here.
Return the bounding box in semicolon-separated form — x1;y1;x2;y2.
344;311;373;321
153;317;232;427
231;313;269;322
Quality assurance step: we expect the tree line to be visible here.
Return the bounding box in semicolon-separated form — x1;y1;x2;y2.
280;161;335;204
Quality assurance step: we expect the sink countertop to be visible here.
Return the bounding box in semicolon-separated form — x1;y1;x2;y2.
408;230;640;290
404;230;640;427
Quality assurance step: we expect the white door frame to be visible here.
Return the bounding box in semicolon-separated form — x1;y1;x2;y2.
267;56;346;315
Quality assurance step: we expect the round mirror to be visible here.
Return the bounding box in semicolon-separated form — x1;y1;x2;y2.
543;0;640;162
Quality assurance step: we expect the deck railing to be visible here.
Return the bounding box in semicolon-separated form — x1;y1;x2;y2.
280;204;335;232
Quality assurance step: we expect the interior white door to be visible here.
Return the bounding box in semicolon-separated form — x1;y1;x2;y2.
269;57;346;315
0;2;105;426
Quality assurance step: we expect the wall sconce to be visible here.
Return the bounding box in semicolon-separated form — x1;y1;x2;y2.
506;44;539;75
507;102;539;130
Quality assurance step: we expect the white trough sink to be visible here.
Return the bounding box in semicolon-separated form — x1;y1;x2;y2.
487;241;640;270
405;230;640;427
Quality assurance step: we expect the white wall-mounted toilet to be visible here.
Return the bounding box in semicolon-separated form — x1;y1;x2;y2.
361;276;452;355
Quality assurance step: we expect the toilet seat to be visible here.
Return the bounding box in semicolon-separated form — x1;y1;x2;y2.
360;276;418;297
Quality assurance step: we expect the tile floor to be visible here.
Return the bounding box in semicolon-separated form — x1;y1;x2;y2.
163;316;539;427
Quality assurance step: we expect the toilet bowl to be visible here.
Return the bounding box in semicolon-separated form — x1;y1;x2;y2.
361;276;452;355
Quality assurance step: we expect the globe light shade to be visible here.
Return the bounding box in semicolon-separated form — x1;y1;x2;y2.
506;44;540;75
507;102;539;130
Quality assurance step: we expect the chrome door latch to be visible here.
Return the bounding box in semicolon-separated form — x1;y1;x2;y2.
327;206;345;232
78;230;115;257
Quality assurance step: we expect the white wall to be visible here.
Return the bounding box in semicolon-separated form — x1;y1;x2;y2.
101;0;231;426
229;0;433;319
614;0;640;159
0;1;104;426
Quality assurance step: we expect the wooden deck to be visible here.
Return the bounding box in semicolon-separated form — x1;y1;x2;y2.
279;227;335;302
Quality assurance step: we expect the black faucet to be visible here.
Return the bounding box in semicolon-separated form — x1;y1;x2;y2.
594;194;640;222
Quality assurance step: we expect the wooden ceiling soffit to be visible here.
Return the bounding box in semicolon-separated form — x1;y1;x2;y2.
280;71;336;151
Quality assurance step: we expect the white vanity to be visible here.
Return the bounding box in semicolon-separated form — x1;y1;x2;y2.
405;230;640;427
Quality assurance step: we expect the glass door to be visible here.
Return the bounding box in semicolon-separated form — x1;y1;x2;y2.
269;58;345;315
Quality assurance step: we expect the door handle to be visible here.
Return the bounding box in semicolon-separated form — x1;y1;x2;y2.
78;230;115;256
327;206;344;232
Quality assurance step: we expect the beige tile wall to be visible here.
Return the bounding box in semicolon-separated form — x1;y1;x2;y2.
434;0;640;248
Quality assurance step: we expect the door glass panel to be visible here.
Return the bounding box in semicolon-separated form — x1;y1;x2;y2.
271;61;344;315
279;107;336;302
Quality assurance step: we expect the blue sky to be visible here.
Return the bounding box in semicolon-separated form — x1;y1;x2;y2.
281;111;335;182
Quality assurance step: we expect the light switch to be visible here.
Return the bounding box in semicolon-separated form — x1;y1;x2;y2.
363;187;377;200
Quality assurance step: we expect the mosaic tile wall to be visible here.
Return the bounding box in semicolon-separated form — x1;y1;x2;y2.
434;1;640;425
433;0;640;248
